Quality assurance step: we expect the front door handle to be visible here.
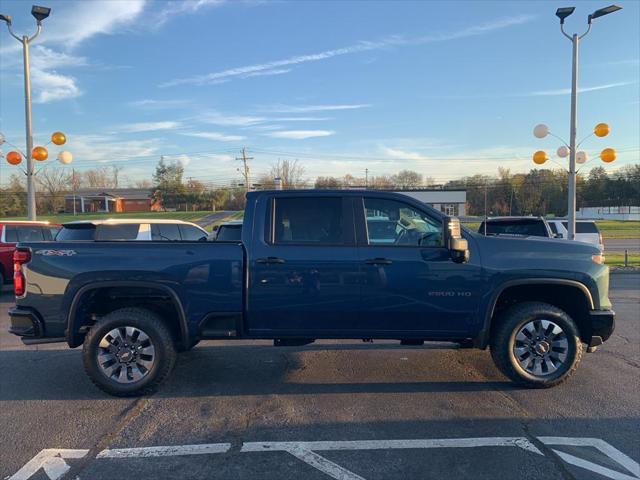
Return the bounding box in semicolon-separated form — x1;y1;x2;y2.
365;258;393;265
256;257;286;264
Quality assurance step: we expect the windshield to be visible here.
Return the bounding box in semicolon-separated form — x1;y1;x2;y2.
216;225;243;241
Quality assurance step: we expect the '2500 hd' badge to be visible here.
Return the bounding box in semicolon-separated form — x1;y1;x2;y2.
35;249;77;256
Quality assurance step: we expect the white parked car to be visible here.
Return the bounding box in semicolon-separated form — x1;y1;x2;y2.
546;219;604;251
56;219;208;242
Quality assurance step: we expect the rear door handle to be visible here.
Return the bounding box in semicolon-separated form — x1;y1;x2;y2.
256;257;286;264
365;258;393;265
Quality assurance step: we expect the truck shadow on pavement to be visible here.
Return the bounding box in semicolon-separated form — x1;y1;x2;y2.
0;344;516;401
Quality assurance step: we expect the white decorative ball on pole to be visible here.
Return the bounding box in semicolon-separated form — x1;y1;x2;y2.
576;151;588;164
57;151;73;165
557;145;570;158
533;124;549;139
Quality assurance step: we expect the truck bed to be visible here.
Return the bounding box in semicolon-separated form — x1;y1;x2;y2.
15;241;244;342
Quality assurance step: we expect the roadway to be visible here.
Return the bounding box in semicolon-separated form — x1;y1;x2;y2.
1;274;639;480
606;238;640;253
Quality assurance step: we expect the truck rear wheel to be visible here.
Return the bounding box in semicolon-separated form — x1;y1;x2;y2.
82;308;177;397
490;302;583;388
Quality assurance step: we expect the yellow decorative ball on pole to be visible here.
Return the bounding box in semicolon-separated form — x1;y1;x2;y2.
51;131;67;146
533;150;548;165
600;148;616;163
32;146;48;161
594;123;610;138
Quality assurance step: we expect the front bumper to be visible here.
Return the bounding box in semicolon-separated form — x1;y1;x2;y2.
588;309;615;347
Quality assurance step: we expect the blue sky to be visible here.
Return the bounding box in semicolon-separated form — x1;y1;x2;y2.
0;0;638;187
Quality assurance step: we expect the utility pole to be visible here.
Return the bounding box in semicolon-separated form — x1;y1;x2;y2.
365;168;369;189
236;148;253;193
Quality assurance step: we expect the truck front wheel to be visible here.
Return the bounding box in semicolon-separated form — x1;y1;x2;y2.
82;308;177;397
490;302;583;388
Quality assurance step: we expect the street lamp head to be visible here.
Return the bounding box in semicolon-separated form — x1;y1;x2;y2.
555;7;575;24
0;13;11;25
589;4;622;23
31;5;50;23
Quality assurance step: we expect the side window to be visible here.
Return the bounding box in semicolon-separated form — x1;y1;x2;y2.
179;225;207;241
151;223;181;241
273;197;344;244
364;198;442;247
16;226;46;241
95;224;140;240
548;223;558;234
4;226;18;243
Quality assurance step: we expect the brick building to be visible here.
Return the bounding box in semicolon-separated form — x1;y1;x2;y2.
64;188;158;213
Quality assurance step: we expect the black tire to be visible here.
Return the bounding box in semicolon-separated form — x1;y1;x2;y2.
490;301;583;388
82;308;177;397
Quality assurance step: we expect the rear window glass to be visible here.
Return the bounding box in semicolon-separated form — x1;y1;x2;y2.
480;220;548;237
562;222;599;234
4;225;53;242
272;197;344;244
95;224;140;240
56;225;96;241
216;225;242;241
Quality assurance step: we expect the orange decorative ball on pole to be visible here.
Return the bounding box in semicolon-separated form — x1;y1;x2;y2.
6;151;22;165
51;131;66;145
32;146;48;161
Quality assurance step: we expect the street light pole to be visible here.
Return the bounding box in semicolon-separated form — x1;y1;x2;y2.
21;31;39;220
567;32;579;241
1;6;50;220
555;4;621;240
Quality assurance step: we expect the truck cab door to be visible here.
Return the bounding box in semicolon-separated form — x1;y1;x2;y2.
355;195;482;337
246;195;360;335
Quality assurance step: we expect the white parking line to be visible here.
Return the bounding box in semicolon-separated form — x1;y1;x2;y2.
96;443;231;459
241;437;543;454
9;449;89;480
10;437;639;480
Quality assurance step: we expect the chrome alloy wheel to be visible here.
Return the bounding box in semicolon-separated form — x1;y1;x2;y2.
513;319;569;376
97;327;156;383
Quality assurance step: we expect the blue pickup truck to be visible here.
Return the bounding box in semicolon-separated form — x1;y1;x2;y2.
8;190;614;396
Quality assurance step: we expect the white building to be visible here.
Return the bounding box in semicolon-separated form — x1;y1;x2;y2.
396;190;466;216
577;206;639;221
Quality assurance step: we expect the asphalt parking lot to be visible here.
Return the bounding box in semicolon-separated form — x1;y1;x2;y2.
1;274;638;480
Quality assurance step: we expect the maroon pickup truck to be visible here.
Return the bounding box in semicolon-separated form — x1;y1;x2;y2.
0;221;59;288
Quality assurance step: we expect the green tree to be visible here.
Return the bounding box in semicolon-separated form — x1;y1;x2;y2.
152;157;185;210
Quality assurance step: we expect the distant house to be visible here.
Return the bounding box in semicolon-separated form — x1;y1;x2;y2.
396;189;467;216
64;188;159;213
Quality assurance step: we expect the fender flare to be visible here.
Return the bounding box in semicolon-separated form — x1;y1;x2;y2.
66;280;189;349
475;278;595;348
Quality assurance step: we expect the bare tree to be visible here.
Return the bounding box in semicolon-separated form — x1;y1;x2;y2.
269;159;307;188
315;176;343;189
392;170;423;189
133;179;152;189
36;167;72;213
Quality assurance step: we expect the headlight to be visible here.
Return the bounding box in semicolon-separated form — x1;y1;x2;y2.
592;254;605;265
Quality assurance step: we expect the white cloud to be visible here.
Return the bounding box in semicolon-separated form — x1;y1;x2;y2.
199;111;266;127
381;147;428;161
40;0;146;48
263;104;370;113
120;121;182;133
180;131;246;141
241;68;292;78
32;70;82;103
62;134;160;164
530;82;635;96
152;0;227;26
161;15;535;87
175;154;191;167
128;99;191;109
266;130;335;139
